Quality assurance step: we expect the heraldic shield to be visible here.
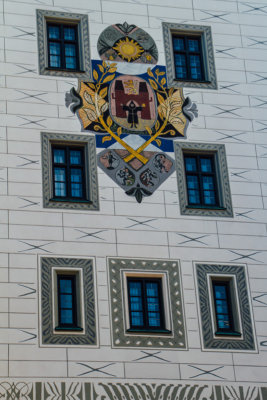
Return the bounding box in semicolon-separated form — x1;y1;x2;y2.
65;23;198;203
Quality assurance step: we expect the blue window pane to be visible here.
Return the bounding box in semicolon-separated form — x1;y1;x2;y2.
174;54;186;79
188;191;200;204
173;38;185;51
146;282;158;297
217;314;230;329
185;157;197;172
60;294;73;308
49;42;61;56
64;27;75;40
148;312;161;327
204;191;216;205
214;285;227;300
200;158;212;172
59;279;72;294
55;182;66;197
131;312;143;326
188;39;199;52
65;57;76;70
65;44;76;57
129;282;142;296
60;309;73;325
70;150;82;165
54;168;66;182
202;176;214;190
215;301;228;314
71;169;82;183
54;149;65;164
190;55;202;80
130;297;142;311
50;55;61;68
187;175;199;190
147;298;160;312
48;26;60;39
71;184;82;198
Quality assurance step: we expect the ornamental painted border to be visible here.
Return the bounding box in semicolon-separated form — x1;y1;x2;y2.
195;263;256;351
36;9;92;79
40;257;97;346
162;22;217;90
174;141;233;217
0;382;266;400
108;258;187;349
41;132;99;210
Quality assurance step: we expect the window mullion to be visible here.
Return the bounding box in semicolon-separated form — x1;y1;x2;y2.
143;280;149;329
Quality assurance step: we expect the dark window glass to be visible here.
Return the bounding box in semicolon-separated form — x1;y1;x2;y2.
47;23;79;71
127;278;164;331
184;154;218;207
52;145;85;201
57;275;77;328
212;281;235;333
172;35;204;81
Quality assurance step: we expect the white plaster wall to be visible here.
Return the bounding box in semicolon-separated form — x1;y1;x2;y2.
0;0;267;390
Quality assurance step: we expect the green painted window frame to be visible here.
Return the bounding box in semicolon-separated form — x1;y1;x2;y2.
162;22;217;90
40;257;97;346
195;263;256;351
175;142;233;217
108;257;187;349
41;132;99;210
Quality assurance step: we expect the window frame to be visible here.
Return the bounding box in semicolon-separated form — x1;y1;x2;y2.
40;257;98;347
175;142;233;217
41;132;99;210
184;153;219;208
36;9;92;79
51;145;86;201
172;35;205;82
46;22;80;71
210;278;241;337
126;277;168;333
56;274;83;331
162;22;217;90
195;263;257;351
108;258;187;349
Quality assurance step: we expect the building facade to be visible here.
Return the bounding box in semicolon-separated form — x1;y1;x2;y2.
1;0;267;398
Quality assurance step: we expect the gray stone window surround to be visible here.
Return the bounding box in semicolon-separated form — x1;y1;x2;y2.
41;132;99;210
162;22;217;90
195;263;257;351
174;141;233;217
36;9;92;79
40;257;98;346
108;257;187;349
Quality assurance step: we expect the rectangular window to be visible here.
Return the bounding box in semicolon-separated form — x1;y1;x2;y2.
37;10;91;79
47;23;79;71
175;142;233;217
127;278;165;331
184;154;218;207
195;264;256;351
52;145;85;201
41;132;99;211
163;23;217;90
172;35;204;81
212;280;239;335
57;275;80;330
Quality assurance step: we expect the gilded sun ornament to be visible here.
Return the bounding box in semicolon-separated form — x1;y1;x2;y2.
113;37;144;62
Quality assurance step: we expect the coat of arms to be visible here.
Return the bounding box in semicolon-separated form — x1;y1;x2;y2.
66;23;197;203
